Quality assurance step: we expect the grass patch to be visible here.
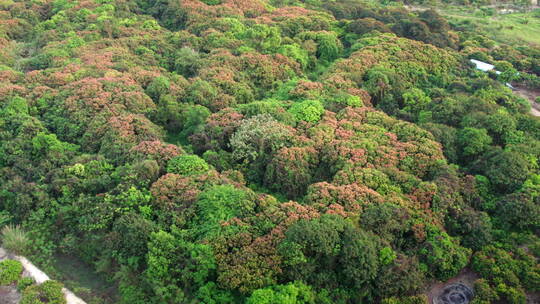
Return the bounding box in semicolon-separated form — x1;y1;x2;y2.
443;7;540;45
1;225;30;256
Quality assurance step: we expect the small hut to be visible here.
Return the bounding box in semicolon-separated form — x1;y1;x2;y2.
470;59;501;75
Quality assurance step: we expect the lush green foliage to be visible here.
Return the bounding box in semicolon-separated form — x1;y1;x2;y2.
167;155;210;176
1;225;30;255
246;281;315;304
0;259;23;285
0;0;539;303
471;245;539;303
288;100;325;123
17;277;35;292
21;280;66;304
419;226;471;281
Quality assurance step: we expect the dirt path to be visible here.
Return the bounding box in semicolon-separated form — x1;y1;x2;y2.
514;86;540;117
0;286;20;304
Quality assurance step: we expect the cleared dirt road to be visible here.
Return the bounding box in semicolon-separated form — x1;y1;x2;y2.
514;86;540;117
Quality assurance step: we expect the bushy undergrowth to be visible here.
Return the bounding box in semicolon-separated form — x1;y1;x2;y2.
0;259;23;285
17;277;35;292
1;225;30;256
21;280;66;304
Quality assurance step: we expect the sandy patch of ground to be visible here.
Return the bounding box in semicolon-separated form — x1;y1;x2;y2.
528;292;540;304
427;268;478;304
0;286;20;304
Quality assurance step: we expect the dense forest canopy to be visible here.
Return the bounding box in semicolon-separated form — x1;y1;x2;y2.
0;0;539;303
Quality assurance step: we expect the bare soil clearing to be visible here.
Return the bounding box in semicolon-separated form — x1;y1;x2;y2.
0;286;20;304
427;268;478;304
514;85;540;117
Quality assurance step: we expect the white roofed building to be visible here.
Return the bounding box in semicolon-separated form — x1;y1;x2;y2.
470;59;501;75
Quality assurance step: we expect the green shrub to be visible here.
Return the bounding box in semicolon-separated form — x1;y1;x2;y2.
166;155;210;176
0;259;23;285
324;93;363;111
17;277;35;292
278;44;310;68
145;76;170;101
288;100;324;123
473;279;499;303
0;211;11;227
174;47;201;77
194;185;255;238
1;225;30;255
21;280;66;304
381;295;428;304
420;226;471;281
246;281;316;304
457;127;492;157
200;0;221;5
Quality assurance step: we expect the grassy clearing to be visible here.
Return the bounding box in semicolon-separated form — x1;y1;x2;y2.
442;7;540;45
